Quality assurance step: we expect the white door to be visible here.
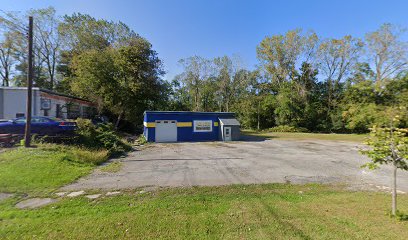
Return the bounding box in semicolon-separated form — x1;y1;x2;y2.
155;120;177;142
223;127;232;141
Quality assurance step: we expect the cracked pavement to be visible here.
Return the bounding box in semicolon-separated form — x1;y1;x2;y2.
62;139;408;192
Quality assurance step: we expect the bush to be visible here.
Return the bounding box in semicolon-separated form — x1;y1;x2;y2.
136;134;147;145
267;125;309;133
76;119;132;155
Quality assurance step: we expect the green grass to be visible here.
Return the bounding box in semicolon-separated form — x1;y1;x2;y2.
100;161;123;173
0;144;108;196
0;184;407;239
243;129;368;142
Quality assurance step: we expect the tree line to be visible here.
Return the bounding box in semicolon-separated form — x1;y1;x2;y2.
169;27;408;133
0;7;167;129
0;7;407;132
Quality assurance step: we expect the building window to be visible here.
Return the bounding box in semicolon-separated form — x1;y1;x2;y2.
67;103;80;119
193;120;213;132
56;104;62;118
16;113;25;118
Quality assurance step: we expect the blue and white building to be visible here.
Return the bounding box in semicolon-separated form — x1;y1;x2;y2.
143;111;241;142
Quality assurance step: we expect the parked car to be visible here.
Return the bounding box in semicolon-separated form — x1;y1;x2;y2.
0;116;77;136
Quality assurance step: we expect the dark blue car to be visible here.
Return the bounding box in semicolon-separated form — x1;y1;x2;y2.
0;116;77;136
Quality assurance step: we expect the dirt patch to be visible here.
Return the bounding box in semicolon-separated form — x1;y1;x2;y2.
0;192;13;201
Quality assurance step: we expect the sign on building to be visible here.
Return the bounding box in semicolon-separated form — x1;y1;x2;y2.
193;120;212;132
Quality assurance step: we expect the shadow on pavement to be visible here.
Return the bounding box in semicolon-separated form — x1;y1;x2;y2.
239;134;276;142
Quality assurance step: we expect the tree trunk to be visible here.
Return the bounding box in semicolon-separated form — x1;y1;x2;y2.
257;100;260;131
392;162;397;216
115;110;124;130
390;118;397;216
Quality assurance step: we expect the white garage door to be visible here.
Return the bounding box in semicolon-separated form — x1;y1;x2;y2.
155;120;177;142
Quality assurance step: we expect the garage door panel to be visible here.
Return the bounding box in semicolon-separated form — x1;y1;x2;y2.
155;120;177;142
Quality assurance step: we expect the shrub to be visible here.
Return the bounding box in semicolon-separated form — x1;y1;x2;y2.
267;125;309;133
76;119;132;155
136;134;147;145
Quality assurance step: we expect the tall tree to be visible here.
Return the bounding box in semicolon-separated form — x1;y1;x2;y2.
29;7;61;89
176;56;211;111
257;29;304;86
317;35;363;130
70;37;165;128
57;13;140;92
0;32;14;86
366;23;408;90
0;7;61;89
214;55;247;112
257;29;318;87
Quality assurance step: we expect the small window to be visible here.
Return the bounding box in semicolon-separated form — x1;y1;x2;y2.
171;121;176;123
16;113;25;118
164;121;168;123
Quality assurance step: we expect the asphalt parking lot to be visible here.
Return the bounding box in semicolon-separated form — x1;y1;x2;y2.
63;138;408;192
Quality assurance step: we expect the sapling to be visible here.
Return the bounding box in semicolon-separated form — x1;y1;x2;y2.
360;112;408;216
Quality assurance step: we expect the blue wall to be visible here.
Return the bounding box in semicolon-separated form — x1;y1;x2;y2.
144;111;235;142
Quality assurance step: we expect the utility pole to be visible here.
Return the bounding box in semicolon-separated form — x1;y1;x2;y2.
24;16;33;148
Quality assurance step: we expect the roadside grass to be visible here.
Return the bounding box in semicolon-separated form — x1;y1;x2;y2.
0;144;108;196
100;161;122;173
0;184;407;239
243;129;368;142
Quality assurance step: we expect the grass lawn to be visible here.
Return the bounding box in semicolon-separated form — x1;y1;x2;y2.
0;184;407;239
0;144;108;196
243;130;368;142
1;142;407;239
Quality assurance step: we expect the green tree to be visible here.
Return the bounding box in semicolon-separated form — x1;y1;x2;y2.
70;37;165;128
0;32;14;86
360;112;408;216
57;13;139;92
317;36;364;131
175;56;211;111
257;29;318;87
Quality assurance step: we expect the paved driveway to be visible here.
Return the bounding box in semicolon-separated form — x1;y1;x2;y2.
63;139;408;192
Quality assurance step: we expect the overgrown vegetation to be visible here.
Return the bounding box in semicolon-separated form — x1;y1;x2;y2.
267;125;308;133
0;144;108;195
0;184;407;239
75;119;131;156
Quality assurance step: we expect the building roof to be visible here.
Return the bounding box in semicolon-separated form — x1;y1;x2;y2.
40;88;92;103
144;111;235;115
0;86;92;104
219;118;241;126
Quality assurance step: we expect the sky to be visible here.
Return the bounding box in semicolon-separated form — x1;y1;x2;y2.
1;0;407;80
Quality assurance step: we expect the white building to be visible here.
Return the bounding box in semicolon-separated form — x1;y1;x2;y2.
0;87;96;120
